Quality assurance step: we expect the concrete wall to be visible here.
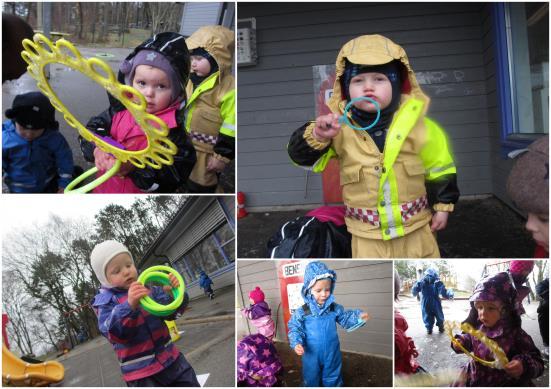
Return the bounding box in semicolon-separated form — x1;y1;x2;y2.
238;2;494;208
236;260;393;358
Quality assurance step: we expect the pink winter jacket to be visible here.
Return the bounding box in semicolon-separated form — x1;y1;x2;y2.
93;103;179;193
241;301;276;340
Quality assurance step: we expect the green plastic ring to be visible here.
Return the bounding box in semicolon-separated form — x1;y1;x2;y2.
64;160;121;194
137;266;185;316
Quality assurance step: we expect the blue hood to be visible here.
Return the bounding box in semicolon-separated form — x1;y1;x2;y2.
423;268;439;284
301;261;337;315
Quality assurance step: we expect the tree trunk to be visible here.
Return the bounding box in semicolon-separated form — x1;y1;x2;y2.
90;2;97;43
77;2;84;40
100;3;109;42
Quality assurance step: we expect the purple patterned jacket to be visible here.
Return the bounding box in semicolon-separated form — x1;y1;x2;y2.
237;333;283;386
451;320;544;386
92;286;183;382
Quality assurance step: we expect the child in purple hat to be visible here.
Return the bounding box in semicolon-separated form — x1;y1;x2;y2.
81;32;196;193
450;272;544;386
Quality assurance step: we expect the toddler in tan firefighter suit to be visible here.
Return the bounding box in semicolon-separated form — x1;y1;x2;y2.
185;25;235;193
288;35;459;258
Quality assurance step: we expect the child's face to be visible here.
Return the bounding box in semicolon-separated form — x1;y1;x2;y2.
132;65;173;113
190;55;212;77
249;297;255;305
105;253;138;289
15;122;44;141
348;72;393;113
474;300;502;328
525;213;549;250
311;279;332;305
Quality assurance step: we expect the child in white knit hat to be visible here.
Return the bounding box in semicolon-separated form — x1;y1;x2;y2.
90;240;199;386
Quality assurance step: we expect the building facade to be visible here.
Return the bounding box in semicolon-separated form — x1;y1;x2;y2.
237;2;548;209
140;196;235;299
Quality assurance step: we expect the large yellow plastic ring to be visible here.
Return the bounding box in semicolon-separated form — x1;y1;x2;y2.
445;320;509;369
20;34;178;191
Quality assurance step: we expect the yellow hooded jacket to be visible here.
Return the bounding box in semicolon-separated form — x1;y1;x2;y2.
288;35;458;241
185;25;236;162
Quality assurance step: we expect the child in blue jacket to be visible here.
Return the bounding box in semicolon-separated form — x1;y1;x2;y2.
287;261;369;387
198;270;214;299
2;91;74;193
90;240;199;386
412;268;453;334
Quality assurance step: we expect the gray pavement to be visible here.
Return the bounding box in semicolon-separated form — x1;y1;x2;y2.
237;197;537;258
2;45;234;193
396;295;549;386
54;284;235;387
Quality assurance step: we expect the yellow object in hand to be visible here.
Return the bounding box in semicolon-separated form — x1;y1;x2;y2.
20;33;178;193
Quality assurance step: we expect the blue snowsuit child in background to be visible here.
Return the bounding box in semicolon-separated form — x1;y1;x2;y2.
412;268;453;334
198;270;214;299
287;261;369;387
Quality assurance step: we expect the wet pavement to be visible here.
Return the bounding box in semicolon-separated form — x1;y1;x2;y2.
237;197;539;259
396;295;549;387
2;45;234;193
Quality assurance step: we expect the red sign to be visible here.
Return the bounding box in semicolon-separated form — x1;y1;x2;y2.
313;65;343;204
277;260;311;334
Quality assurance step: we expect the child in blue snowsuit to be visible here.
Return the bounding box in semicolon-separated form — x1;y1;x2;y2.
287;261;369;387
90;240;199;386
198;270;214;299
412;268;453;334
3;91;74;193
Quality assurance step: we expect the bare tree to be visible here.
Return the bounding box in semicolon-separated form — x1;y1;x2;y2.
33;309;60;352
145;2;181;34
77;2;84;39
2;271;35;355
99;2;110;42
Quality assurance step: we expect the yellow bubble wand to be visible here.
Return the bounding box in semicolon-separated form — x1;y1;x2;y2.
445;320;509;369
20;33;178;193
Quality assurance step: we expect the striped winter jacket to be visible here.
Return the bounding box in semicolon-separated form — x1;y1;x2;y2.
92;286;181;382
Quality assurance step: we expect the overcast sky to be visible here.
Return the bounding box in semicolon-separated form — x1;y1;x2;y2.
1;194;141;238
409;259;486;281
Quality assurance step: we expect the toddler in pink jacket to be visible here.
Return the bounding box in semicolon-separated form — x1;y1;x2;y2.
241;286;275;340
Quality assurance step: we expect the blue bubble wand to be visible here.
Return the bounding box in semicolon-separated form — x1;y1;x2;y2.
338;96;381;131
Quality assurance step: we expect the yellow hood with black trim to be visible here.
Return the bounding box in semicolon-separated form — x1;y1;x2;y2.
327;34;430;115
186;25;234;81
